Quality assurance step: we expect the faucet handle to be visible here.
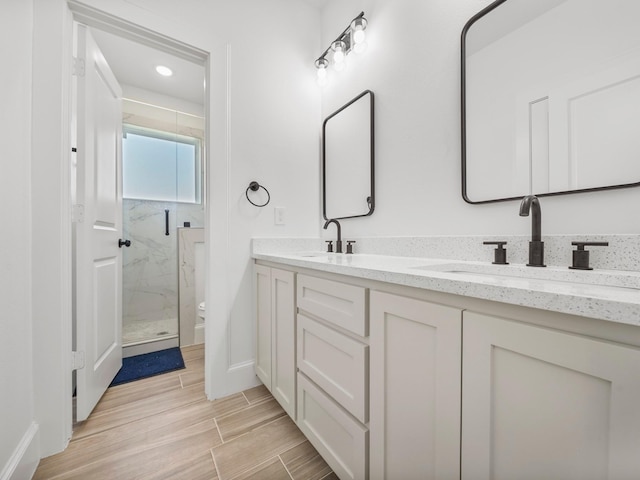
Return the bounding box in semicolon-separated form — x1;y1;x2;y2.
346;240;357;254
483;241;508;265
569;241;609;270
325;240;333;253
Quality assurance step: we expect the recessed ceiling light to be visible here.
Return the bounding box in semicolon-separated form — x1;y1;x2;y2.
155;65;173;77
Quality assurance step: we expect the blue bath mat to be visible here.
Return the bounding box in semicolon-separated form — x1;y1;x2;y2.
110;347;185;386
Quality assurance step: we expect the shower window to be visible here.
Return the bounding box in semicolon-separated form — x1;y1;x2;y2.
123;125;202;204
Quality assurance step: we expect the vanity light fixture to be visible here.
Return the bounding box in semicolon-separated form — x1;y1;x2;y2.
315;11;367;85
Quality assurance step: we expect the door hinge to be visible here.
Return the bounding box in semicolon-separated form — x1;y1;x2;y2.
72;57;85;77
72;204;85;224
72;351;85;371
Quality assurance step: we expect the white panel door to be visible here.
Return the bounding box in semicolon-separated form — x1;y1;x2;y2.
75;24;124;421
462;311;640;480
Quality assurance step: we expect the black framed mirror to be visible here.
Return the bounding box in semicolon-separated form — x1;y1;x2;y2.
323;90;375;220
462;0;640;204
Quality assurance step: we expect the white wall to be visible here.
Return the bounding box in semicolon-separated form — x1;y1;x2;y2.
26;0;321;457
0;1;40;478
319;0;640;238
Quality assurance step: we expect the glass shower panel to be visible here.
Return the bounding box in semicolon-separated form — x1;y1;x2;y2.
122;200;178;345
121;100;205;346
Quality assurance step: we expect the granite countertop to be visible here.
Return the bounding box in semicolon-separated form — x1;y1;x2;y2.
253;251;640;327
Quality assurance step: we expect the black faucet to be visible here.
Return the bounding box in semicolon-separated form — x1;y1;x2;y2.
323;219;342;253
519;195;545;267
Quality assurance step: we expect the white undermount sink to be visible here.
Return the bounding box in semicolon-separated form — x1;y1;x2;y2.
411;263;640;292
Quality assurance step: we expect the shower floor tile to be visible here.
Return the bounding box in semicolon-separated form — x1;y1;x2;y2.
123;317;178;345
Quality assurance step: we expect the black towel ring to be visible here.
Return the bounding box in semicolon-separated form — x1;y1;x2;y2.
246;181;270;207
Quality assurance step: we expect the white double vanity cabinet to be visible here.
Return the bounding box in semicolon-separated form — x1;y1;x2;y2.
254;259;640;480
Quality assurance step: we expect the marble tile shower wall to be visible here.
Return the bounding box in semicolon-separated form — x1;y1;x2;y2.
123;199;204;343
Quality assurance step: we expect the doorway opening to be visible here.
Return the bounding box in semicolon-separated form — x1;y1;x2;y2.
90;28;207;355
70;5;209;422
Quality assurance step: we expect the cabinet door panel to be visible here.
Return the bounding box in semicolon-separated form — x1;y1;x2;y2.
297;373;368;480
271;268;296;419
370;291;462;480
254;264;271;387
462;311;640;480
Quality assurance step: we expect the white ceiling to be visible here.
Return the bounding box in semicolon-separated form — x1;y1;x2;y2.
91;28;205;106
89;1;328;106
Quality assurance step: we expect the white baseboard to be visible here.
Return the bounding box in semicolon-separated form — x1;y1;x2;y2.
1;422;40;480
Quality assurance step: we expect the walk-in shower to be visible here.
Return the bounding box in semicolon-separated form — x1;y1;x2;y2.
121;100;205;352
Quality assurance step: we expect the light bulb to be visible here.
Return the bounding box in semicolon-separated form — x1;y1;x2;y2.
350;17;367;45
315;58;328;78
315;57;329;86
331;40;346;65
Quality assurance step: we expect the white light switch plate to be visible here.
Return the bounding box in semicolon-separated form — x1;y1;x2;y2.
274;207;285;225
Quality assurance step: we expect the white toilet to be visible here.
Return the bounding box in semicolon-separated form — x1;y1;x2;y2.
194;302;205;344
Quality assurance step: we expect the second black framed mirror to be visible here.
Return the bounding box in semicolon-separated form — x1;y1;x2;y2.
462;0;640;204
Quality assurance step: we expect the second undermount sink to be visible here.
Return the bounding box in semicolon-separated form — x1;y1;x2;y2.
411;263;640;292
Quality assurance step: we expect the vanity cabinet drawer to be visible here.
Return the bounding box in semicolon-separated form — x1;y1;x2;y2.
297;314;368;423
297;274;367;336
297;373;368;480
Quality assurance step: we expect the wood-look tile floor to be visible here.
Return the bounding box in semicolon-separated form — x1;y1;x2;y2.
34;345;337;480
